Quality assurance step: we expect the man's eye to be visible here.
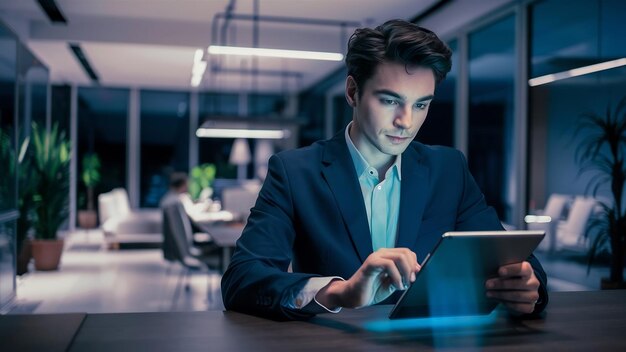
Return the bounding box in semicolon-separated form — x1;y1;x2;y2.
380;98;398;106
414;103;428;110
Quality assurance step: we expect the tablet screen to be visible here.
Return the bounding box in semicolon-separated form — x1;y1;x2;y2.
389;230;545;319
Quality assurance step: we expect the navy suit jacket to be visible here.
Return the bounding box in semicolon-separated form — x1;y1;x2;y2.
221;129;548;320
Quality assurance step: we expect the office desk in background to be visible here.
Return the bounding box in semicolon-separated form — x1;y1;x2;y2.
194;220;244;273
1;290;625;351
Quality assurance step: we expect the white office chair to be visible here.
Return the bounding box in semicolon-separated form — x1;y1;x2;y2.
554;196;598;253
526;194;572;252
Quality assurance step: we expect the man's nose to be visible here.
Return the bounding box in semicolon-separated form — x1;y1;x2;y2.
393;106;412;129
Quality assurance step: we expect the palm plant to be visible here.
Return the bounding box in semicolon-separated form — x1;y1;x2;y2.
30;122;71;240
81;153;101;211
574;96;626;285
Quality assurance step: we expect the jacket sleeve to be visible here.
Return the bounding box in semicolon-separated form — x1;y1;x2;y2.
453;149;549;315
221;154;318;321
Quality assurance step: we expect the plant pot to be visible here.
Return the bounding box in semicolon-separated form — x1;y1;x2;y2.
17;240;32;275
600;278;626;290
31;239;65;271
78;209;98;229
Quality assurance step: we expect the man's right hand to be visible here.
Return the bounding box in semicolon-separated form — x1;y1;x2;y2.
315;248;420;309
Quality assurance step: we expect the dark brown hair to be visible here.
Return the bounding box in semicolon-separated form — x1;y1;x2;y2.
169;172;188;189
345;19;452;96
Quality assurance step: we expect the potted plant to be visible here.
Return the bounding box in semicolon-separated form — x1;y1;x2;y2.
29;122;71;271
575;96;626;289
189;163;216;201
78;153;101;228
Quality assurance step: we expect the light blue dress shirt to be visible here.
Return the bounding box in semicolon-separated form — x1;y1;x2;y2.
344;122;402;251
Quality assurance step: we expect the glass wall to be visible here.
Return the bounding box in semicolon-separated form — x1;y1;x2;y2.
528;0;626;211
0;220;16;310
416;40;457;147
77;87;128;211
0;23;17;213
248;93;285;116
468;15;517;224
51;85;71;135
0;21;17;312
17;43;48;137
139;90;190;207
197;92;238;178
298;91;326;146
333;95;352;135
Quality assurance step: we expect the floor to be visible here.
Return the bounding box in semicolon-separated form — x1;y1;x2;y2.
8;230;610;315
10;230;223;314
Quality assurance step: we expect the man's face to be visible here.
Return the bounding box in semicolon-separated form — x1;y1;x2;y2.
178;180;189;194
346;61;435;165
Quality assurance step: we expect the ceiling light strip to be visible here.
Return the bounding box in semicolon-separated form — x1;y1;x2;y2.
528;57;626;87
208;45;343;61
191;49;207;87
196;128;290;139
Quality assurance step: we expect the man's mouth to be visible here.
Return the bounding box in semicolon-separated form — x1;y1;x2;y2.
387;135;410;144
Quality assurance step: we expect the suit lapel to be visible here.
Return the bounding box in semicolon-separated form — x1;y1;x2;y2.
321;131;372;263
396;145;429;249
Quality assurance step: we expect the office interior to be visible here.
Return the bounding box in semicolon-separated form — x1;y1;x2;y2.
0;0;625;316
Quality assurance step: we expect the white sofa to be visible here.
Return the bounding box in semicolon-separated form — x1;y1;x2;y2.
98;188;162;246
554;196;599;253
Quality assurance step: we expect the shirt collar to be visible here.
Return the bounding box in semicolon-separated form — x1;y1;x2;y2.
344;122;402;181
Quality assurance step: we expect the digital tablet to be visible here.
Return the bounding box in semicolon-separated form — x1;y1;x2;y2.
389;230;545;319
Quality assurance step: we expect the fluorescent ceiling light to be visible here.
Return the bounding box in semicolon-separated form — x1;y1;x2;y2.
197;118;297;139
196;128;290;139
190;75;202;87
194;49;204;63
192;61;207;76
529;57;626;87
524;215;552;224
208;45;343;61
190;48;207;87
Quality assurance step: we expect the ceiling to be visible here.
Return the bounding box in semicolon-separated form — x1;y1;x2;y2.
0;0;447;93
0;0;521;94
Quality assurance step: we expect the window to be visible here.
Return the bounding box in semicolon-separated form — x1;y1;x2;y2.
0;21;18;312
416;40;457;147
139;90;190;207
248;93;286;116
0;22;17;213
197;92;239;178
77;87;129;209
468;15;517;223
528;0;626;210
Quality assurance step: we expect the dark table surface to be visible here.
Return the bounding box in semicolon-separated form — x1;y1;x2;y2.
0;313;85;352
2;290;625;351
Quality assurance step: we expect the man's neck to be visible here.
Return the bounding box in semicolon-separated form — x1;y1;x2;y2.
348;124;395;178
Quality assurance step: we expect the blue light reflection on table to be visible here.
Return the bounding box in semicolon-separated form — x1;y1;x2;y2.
362;310;499;333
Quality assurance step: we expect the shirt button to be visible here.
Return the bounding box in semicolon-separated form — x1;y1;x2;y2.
377;185;382;190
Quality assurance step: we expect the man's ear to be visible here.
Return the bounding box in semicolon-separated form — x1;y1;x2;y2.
345;76;358;107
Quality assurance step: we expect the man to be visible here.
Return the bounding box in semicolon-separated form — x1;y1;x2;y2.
221;20;548;321
160;172;208;217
